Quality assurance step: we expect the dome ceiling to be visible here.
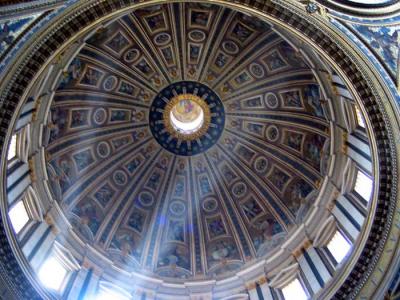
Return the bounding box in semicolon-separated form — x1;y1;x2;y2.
44;3;331;281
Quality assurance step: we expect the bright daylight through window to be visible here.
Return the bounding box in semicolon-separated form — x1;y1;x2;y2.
355;106;365;128
8;200;29;234
282;278;308;300
354;170;373;201
7;134;17;161
95;285;131;300
38;256;68;292
327;230;352;264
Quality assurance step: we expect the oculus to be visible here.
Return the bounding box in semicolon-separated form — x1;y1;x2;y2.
149;81;225;156
167;94;209;136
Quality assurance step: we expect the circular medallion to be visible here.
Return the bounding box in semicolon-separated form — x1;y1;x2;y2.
103;75;118;91
249;63;265;78
202;198;218;212
266;125;279;142
232;182;247;198
150;81;225;156
154;33;171;45
222;40;239;55
96;141;111;158
93;108;107;125
113;170;127;186
189;30;206;42
265;92;279;109
169;200;186;216
139;192;154;207
254;156;268;173
124;48;140;63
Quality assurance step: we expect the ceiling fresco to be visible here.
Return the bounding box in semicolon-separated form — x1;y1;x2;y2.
350;23;399;78
0;12;42;57
43;3;331;281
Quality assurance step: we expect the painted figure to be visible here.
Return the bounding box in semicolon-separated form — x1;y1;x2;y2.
247;123;263;135
242;198;263;220
59;58;82;88
107;32;129;53
191;11;209;27
162;47;173;64
234;72;251;85
167;220;185;242
189;45;200;61
215;53;228;68
71;109;89;128
236;145;255;161
128;210;145;232
285;131;303;152
73;200;101;235
304;135;325;168
111;110;130;122
210;241;236;261
199;176;212;195
81;67;102;86
145;13;166;31
111;231;139;258
208;217;226;238
265;51;286;70
158;246;190;269
221;165;237;183
94;184;115;207
147;171;161;190
304;84;324;117
73;149;94;171
269;168;290;191
136;59;152;75
126;157;141;173
174;178;185;197
232;22;253;42
282;90;302;108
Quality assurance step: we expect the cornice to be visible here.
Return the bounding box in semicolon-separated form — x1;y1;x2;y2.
0;1;398;299
315;0;400;17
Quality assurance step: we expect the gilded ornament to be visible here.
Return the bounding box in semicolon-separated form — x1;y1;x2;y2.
163;93;211;141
